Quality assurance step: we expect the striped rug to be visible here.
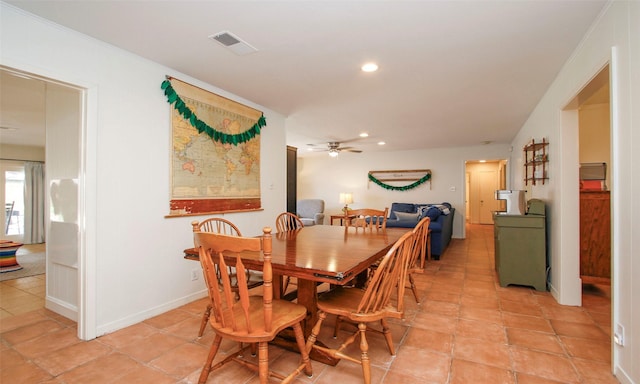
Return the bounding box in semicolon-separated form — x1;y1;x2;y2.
0;252;45;281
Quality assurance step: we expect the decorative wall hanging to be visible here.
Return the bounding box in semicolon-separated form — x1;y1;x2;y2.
368;169;432;191
163;77;265;217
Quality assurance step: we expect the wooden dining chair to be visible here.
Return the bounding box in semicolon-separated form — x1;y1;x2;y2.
274;212;304;295
305;230;416;384
191;218;263;337
407;216;431;303
194;227;312;384
347;208;389;231
362;216;428;305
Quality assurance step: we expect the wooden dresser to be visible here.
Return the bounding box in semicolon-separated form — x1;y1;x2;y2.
580;190;611;283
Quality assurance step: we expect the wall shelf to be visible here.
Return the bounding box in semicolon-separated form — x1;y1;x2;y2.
524;138;549;186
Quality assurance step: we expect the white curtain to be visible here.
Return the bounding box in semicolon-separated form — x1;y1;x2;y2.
24;161;46;244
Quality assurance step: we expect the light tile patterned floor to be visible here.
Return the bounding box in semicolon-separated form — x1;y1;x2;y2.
0;224;618;383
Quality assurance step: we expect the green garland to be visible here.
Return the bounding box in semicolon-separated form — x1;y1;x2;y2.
368;173;431;191
161;79;266;145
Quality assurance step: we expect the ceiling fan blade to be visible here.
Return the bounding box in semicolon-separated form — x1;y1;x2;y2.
336;137;364;144
344;149;362;153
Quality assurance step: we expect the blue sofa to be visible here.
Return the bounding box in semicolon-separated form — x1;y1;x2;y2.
385;202;455;259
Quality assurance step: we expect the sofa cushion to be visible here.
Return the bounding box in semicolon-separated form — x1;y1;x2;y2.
433;203;452;215
419;206;441;221
299;218;316;226
389;203;416;220
394;211;420;222
385;220;419;228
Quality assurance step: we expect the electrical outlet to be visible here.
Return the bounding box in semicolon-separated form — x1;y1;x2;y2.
191;269;199;281
614;323;625;346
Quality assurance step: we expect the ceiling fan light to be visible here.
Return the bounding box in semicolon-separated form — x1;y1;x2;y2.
361;63;378;72
328;149;339;157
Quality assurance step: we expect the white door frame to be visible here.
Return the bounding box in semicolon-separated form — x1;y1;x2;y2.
1;63;97;340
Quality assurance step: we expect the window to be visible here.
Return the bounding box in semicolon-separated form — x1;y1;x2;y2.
2;164;25;239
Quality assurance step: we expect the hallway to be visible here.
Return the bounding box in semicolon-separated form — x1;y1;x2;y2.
0;224;617;383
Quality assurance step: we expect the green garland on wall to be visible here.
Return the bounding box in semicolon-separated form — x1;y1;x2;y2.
368;173;432;191
161;79;266;145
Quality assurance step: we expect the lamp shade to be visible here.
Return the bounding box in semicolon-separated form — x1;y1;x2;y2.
339;192;353;205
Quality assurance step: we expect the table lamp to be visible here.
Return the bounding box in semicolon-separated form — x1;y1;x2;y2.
339;192;353;215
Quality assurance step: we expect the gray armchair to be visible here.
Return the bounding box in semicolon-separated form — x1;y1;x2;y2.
296;199;325;226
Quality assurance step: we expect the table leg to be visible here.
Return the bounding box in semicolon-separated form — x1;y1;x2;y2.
273;272;283;300
296;279;318;336
272;278;340;366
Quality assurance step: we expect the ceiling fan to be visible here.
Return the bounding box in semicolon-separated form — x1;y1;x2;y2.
322;141;363;157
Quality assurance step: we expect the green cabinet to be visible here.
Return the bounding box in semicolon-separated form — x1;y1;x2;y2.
493;214;546;291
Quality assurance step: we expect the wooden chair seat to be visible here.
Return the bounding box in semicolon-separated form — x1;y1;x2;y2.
317;286;403;322
216;296;307;342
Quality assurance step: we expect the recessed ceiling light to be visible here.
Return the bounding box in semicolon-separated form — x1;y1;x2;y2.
378;141;386;146
361;63;378;72
359;132;369;138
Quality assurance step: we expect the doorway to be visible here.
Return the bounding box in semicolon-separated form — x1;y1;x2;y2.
561;63;613;361
576;67;611;284
465;160;507;224
0;66;87;337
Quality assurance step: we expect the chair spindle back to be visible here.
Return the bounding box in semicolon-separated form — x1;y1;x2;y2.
348;208;389;231
194;227;273;334
192;217;242;236
411;217;431;268
358;230;415;314
275;212;304;233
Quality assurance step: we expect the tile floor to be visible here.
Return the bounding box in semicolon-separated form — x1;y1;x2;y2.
0;224;619;383
0;243;46;319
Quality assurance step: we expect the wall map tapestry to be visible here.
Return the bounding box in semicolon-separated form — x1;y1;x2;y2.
163;77;265;217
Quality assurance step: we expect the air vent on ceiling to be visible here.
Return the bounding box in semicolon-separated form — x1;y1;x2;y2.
209;31;258;56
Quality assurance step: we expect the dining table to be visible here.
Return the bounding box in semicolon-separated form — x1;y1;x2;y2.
185;224;410;365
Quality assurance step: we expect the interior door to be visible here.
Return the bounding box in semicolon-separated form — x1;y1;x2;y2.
478;170;499;224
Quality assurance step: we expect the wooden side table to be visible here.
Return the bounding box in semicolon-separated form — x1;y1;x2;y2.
330;214;356;226
0;240;24;273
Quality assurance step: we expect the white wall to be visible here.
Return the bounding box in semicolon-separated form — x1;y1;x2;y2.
0;144;45;162
579;103;611;189
509;2;639;382
297;143;511;239
1;4;288;337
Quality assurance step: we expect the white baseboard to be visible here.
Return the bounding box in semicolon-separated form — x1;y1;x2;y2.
45;296;78;322
95;290;208;337
614;366;634;384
